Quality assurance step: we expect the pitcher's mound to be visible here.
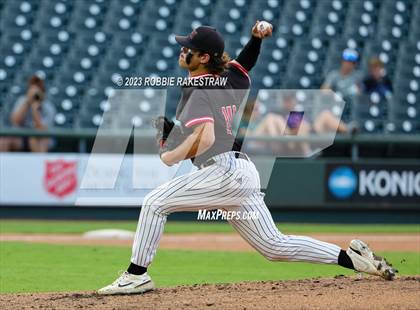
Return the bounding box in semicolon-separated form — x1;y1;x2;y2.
1;276;419;310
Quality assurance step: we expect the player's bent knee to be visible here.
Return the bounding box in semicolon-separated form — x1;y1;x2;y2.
142;194;166;216
253;247;281;261
263;254;278;261
262;252;292;262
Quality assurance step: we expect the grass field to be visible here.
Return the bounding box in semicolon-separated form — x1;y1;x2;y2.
1;242;419;293
0;220;419;293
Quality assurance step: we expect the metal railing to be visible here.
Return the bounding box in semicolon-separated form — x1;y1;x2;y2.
1;127;419;158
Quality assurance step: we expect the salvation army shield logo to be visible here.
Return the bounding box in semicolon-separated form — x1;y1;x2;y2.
44;160;77;198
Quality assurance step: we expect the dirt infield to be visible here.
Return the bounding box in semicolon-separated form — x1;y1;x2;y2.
1;232;419;252
1;276;419;309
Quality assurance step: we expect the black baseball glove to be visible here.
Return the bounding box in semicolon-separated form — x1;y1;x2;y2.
152;116;184;155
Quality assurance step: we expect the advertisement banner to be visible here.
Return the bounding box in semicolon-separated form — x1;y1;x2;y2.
325;163;420;204
0;153;184;206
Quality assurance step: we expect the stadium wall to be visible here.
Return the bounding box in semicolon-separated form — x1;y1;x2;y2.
0;152;419;223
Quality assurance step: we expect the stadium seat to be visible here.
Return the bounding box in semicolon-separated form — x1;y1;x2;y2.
0;0;419;135
277;0;316;37
137;0;177;33
243;0;283;33
376;0;413;40
342;0;381;41
310;0;349;39
172;0;213;34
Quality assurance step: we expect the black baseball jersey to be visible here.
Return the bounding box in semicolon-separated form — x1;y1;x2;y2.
176;61;250;167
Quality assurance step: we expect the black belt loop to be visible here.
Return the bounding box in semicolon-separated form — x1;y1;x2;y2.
200;152;249;169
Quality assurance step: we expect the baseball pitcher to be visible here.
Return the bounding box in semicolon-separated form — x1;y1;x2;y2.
98;22;395;295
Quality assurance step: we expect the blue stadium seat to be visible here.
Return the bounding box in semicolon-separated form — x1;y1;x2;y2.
0;0;419;135
386;119;420;134
67;1;108;34
376;0;413;41
0;1;39;32
137;1;177;33
342;0;381;41
277;0;316;37
102;1;141;33
310;0;349;39
34;7;72;33
408;0;420;42
172;0;213;34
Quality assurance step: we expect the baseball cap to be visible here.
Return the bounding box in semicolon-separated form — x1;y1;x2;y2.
175;26;224;57
342;49;359;62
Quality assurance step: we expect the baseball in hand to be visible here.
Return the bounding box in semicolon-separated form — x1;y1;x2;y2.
257;21;271;33
252;20;273;39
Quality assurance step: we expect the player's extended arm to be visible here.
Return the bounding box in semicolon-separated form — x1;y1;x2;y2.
233;21;273;72
161;122;215;166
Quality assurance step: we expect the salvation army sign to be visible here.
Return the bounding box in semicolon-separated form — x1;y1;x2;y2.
44;160;78;198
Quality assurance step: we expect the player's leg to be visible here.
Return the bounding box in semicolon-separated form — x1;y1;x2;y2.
131;159;250;267
228;191;396;279
98;155;249;294
98;166;222;295
228;192;341;264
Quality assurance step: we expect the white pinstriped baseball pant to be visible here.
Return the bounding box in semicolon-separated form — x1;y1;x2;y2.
131;151;341;267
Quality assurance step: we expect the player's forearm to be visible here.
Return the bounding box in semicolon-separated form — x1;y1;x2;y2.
235;36;262;72
161;131;214;166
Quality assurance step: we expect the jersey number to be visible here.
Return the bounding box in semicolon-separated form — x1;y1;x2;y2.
221;105;237;135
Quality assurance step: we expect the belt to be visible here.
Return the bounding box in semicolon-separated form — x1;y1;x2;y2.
199;152;249;169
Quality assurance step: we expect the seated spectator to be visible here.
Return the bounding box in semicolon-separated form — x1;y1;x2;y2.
316;49;362;134
0;75;56;152
360;57;393;98
321;49;361;99
253;93;311;137
313;109;350;134
247;93;312;155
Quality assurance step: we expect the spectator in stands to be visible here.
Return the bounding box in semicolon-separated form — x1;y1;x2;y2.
247;92;312;155
360;57;393;99
0;75;55;152
253;93;311;136
321;48;361;98
312;109;350;134
315;49;362;134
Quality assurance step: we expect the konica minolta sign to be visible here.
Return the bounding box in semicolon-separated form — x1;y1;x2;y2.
325;164;420;203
